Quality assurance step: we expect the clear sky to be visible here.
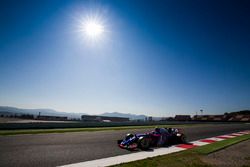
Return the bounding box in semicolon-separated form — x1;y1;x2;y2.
0;0;249;116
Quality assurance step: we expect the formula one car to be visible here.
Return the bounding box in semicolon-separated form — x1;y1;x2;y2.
117;128;187;150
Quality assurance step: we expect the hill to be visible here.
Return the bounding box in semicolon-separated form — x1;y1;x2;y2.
0;106;148;120
0;106;86;119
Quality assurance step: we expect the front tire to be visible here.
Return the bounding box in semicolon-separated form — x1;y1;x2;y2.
117;140;123;144
179;134;187;143
138;137;151;150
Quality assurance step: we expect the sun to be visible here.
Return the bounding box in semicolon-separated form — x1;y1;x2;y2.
78;15;106;42
74;8;109;45
84;20;104;38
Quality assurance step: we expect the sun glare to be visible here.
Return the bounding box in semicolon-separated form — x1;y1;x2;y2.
78;15;106;43
84;20;104;38
74;8;109;45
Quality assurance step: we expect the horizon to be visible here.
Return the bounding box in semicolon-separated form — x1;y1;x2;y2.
1;0;250;117
1;105;249;118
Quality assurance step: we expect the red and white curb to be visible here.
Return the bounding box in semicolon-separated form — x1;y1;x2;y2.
59;130;250;167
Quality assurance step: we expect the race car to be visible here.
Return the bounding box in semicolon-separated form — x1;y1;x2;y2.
117;127;187;150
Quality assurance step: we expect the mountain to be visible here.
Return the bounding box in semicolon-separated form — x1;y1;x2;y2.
0;106;86;119
100;112;147;120
0;106;148;120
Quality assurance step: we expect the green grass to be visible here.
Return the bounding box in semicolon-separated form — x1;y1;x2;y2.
113;134;250;167
0;124;201;136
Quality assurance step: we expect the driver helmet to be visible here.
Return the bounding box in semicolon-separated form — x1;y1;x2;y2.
125;133;134;140
155;127;161;133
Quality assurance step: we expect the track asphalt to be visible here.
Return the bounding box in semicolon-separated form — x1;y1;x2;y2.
60;131;250;167
0;123;249;167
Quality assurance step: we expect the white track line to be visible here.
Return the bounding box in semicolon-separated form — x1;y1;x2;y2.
60;146;185;167
59;131;249;167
